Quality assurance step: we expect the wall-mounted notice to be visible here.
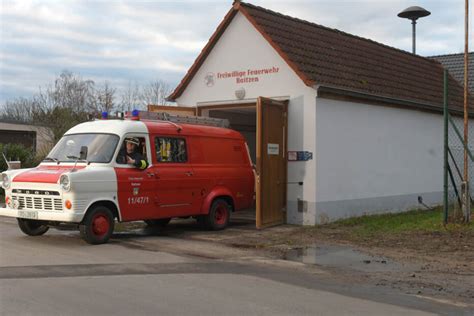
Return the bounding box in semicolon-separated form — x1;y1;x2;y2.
288;151;297;161
267;143;279;155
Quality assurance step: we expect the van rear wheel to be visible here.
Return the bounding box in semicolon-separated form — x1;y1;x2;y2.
204;199;231;230
79;206;114;245
144;218;171;228
17;219;49;236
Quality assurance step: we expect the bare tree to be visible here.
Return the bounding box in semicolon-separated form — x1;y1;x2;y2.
38;71;96;112
0;97;38;123
119;81;141;111
94;81;116;113
140;80;172;107
0;71;177;144
0;71;96;143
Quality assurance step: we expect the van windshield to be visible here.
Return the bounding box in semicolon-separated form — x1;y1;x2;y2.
46;133;120;163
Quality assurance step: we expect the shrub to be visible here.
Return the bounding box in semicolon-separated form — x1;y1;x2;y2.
0;143;36;172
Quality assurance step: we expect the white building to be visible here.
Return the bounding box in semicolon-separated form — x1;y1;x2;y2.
163;1;473;226
0;120;54;156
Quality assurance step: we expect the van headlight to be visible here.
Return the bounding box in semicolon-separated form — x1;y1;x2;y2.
60;174;71;192
1;173;10;189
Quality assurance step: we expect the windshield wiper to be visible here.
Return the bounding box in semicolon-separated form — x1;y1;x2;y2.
67;155;90;166
66;155;87;161
67;155;90;171
43;157;59;162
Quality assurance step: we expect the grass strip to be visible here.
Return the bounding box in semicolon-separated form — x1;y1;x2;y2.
319;207;474;239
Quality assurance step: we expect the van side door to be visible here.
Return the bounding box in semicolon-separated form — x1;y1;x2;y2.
114;134;156;221
150;135;199;217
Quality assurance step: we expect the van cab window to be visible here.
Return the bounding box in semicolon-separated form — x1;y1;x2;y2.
47;133;119;163
116;137;149;169
155;137;187;163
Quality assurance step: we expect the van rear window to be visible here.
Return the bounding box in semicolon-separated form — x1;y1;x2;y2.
155;137;187;163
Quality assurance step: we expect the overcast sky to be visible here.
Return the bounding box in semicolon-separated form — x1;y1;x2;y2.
0;0;471;104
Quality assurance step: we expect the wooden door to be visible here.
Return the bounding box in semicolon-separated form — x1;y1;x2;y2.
256;97;288;228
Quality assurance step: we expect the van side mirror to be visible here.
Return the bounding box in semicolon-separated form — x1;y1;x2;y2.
80;146;88;160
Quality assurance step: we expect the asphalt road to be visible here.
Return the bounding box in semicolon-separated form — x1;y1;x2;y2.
0;217;470;316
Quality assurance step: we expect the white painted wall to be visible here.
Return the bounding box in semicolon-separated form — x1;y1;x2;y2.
176;12;318;224
177;12;310;107
314;97;473;223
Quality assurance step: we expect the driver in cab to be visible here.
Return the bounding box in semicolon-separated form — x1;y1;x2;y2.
117;137;148;170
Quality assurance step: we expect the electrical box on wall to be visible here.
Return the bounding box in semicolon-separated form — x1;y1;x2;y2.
288;151;313;161
297;198;308;213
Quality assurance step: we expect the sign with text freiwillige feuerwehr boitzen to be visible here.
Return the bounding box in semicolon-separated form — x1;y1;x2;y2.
204;66;280;87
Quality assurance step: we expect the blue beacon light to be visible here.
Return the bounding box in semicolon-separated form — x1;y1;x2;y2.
101;111;108;119
131;109;140;120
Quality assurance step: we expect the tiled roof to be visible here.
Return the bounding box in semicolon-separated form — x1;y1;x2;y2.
431;52;474;93
170;1;471;112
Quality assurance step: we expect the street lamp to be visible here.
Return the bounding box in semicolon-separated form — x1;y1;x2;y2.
398;6;431;54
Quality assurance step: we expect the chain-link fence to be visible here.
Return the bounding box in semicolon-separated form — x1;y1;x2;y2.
446;108;474;221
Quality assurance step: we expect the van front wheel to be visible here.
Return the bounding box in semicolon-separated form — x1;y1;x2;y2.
205;199;231;230
79;206;114;245
17;219;49;236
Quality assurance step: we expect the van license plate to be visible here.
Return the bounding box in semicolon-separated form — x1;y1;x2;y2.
18;210;38;219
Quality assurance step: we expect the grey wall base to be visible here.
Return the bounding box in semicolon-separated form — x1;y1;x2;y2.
287;191;443;225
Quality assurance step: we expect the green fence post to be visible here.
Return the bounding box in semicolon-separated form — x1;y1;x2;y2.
443;69;449;224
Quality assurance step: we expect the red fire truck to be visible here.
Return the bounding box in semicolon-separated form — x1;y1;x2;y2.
0;111;255;244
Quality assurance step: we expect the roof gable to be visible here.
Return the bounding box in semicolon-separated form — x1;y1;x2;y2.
168;4;239;101
168;1;309;101
170;1;470;112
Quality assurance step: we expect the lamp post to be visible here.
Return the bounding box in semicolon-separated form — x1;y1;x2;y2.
398;6;431;54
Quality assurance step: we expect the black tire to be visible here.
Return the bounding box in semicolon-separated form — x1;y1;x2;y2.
204;199;231;230
79;206;114;245
17;219;49;236
144;218;171;228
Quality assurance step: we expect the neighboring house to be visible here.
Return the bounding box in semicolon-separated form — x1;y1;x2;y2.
0;120;54;155
166;1;473;225
431;52;474;93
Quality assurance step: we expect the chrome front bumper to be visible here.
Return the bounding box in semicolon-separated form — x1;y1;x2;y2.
0;206;84;223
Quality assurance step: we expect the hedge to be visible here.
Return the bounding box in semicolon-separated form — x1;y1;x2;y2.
0;143;37;172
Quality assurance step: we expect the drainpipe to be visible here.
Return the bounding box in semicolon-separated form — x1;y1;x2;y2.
443;69;449;224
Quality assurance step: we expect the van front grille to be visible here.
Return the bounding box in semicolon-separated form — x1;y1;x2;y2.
12;195;63;211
